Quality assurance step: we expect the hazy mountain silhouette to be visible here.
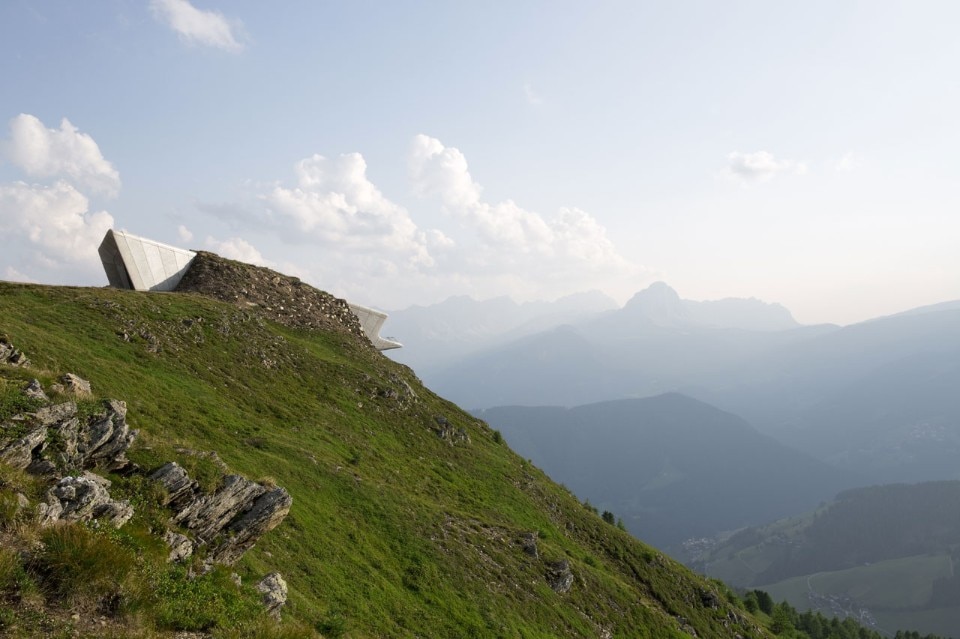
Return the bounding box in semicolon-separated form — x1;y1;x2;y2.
384;290;616;373
477;393;858;550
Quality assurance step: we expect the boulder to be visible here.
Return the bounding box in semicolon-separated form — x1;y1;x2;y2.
37;472;133;528
546;560;574;594
162;530;194;563
0;424;47;470
256;572;288;619
208;486;292;565
150;462;198;509
23;379;48;401
60;373;92;397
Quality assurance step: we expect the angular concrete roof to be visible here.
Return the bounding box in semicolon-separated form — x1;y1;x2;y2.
98;229;196;292
349;304;402;351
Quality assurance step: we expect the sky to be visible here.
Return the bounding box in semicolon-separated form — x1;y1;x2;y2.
1;1;958;326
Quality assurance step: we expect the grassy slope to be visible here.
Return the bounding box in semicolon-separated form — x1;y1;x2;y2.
0;282;767;638
759;555;958;637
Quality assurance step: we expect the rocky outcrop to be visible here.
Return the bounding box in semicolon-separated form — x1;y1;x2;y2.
546;560;574;594
37;472;133;528
175;251;367;343
1;394;137;475
0;336;30;367
1;341;292;618
256;572;288;619
519;531;539;558
434;415;471;445
151;463;293;566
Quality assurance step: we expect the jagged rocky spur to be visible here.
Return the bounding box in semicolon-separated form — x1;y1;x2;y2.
0;340;292;617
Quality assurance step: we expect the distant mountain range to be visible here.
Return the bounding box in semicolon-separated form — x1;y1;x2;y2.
476;393;857;550
392;283;960;487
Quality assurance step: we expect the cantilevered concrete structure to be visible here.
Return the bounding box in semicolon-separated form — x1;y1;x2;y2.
98;229;401;351
99;229;196;292
349;304;402;351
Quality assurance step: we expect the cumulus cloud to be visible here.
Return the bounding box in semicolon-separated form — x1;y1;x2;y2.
177;224;194;242
834;151;861;173
726;150;805;183
150;0;244;53
524;83;544;106
3;267;37;283
205;236;271;266
409;134;633;269
262;152;449;268
0;181;114;268
3;114;121;197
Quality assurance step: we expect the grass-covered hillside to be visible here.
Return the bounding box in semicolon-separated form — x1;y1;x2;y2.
0;267;770;638
699;482;960;637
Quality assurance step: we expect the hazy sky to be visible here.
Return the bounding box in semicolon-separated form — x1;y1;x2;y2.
1;1;958;325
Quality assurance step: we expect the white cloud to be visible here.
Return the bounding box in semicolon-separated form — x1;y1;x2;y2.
0;180;114;269
3;267;37;283
409;134;632;267
177;224;194;242
524;83;544;106
150;0;244;53
205;236;271;266
407;134;646;300
726;150;805;183
3;114;121;197
834;151;861;173
263;152;446;268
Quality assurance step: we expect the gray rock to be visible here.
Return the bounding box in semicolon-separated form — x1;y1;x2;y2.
79;400;136;470
23;379;48;401
256;572;288;619
162;530;194;563
174;474;267;543
519;531;539;558
546;560;574;594
38;472;133;528
209;486;292;565
0;425;47;470
154;465;292;566
60;373;92;397
150;462;198;509
0;337;29;367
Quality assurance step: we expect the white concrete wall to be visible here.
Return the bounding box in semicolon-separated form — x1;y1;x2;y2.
98;230;197;291
349;304;402;351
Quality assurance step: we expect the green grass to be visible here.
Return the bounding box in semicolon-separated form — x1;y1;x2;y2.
760;554;954;612
0;282;773;638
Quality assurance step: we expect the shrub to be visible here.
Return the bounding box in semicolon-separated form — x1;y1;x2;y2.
31;522;137;604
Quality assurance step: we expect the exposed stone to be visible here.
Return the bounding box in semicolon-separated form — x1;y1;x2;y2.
150;462;199;509
79;400;136;470
60;373;92;397
0;337;29;367
174;251;366;343
38;472;133;528
519;531;539;558
7;400;137;473
256;572;288;620
174;474;268;542
0;425;47;470
434;415;471;445
162;530;194;563
153;466;292;566
23;379;48;401
208;486;293;565
546;560;574;594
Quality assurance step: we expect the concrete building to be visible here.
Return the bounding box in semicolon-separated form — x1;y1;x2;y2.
98;229;196;292
349;304;402;350
97;229;401;351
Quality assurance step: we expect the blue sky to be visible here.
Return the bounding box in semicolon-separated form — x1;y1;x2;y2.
1;1;958;324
